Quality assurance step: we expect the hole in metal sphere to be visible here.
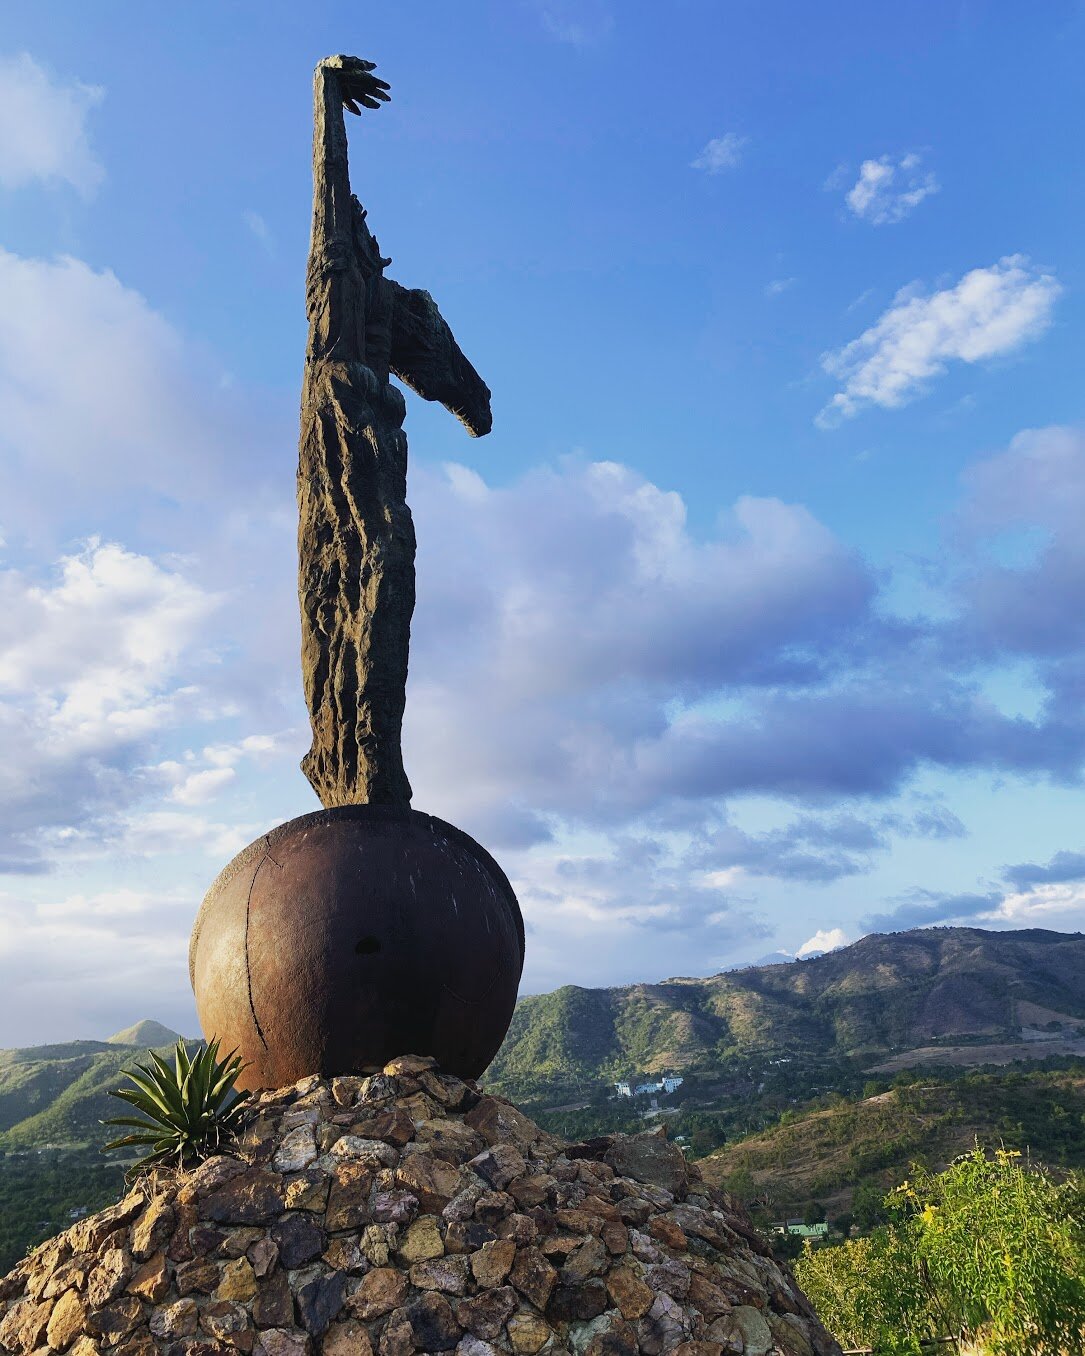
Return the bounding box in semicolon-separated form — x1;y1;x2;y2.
355;935;381;955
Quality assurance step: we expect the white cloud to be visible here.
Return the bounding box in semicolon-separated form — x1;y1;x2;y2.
844;152;939;225
243;210;274;256
117;809;254;861
152;733;289;806
535;0;613;45
0;247;280;545
4;230;1085;1036
796;927;852;958
765;277;795;298
0;886;198;1043
822;163;850;192
511;836;768;993
405;458;873;841
817;256;1061;426
0;541;214;718
691;133;747;174
985;882;1085;932
0;52;104;195
205;733;284;765
961;425;1085;535
170;767;237;806
0;541;220;870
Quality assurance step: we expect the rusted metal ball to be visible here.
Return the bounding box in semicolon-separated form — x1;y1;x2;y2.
189;805;525;1090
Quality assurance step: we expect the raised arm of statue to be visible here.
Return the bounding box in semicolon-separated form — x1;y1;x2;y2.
311;56;388;255
307;57;391;368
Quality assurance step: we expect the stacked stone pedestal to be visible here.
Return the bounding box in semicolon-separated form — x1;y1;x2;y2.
0;1057;840;1356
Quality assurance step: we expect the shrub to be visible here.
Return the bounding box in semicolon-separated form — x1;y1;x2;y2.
898;1148;1085;1355
796;1147;1085;1355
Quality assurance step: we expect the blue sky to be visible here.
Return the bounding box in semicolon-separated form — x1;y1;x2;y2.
1;1;1084;1044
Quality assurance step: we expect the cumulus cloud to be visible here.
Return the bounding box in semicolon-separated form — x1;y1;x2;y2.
864;888;1004;933
403;440;1085;851
0;886;198;1044
404;459;877;841
947;427;1085;672
150;734;291;807
691;133;747;174
0;52;104;195
6;234;1085;1027
796;927;852;958
0;541;214;714
700;806;961;886
817;256;1061;426
913;805;967;839
866;878;1085;938
1004;848;1085;892
963;425;1085;536
866;839;1085;936
619;680;1082;808
990;882;1085;931
0;247;283;547
116;809;255;861
844;152;939;225
0;541;220;871
694;813;891;886
511;836;770;992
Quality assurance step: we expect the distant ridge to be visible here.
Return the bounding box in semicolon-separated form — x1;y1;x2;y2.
487;925;1085;1096
106;1019;183;1048
2;928;1084;1145
0;1022;190;1149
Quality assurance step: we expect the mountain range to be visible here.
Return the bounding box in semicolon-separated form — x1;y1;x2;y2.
2;926;1084;1147
1;927;1084;1268
485;925;1085;1097
0;1021;183;1149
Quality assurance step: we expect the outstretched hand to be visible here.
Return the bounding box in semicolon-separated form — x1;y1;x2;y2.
322;55;391;115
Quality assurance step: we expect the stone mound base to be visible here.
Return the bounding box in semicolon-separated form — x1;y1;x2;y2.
0;1055;841;1356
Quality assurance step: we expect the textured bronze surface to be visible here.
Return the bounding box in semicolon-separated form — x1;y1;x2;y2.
299;56;492;809
189;806;524;1089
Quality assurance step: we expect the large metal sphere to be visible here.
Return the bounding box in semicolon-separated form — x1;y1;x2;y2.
189;805;525;1090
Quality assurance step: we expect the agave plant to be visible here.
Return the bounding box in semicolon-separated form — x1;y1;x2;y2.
103;1037;249;1173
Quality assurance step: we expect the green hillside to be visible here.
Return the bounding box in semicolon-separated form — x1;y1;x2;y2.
2;929;1084;1271
0;1029;190;1150
107;1019;182;1047
699;1064;1085;1224
0;1025;193;1271
0;1043;115;1135
4;929;1080;1139
487;926;1085;1097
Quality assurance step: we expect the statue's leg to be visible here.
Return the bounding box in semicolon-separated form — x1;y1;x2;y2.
299;363;415;807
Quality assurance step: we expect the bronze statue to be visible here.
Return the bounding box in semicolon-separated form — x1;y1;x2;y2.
191;57;523;1089
299;56;491;808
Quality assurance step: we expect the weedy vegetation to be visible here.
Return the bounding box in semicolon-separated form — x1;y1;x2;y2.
795;1146;1085;1355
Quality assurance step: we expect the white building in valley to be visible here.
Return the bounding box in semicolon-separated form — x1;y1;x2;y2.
614;1073;684;1098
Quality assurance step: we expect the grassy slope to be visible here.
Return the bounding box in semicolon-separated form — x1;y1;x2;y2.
0;1039;191;1149
0;1048;114;1134
0;925;1082;1198
698;1066;1085;1216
